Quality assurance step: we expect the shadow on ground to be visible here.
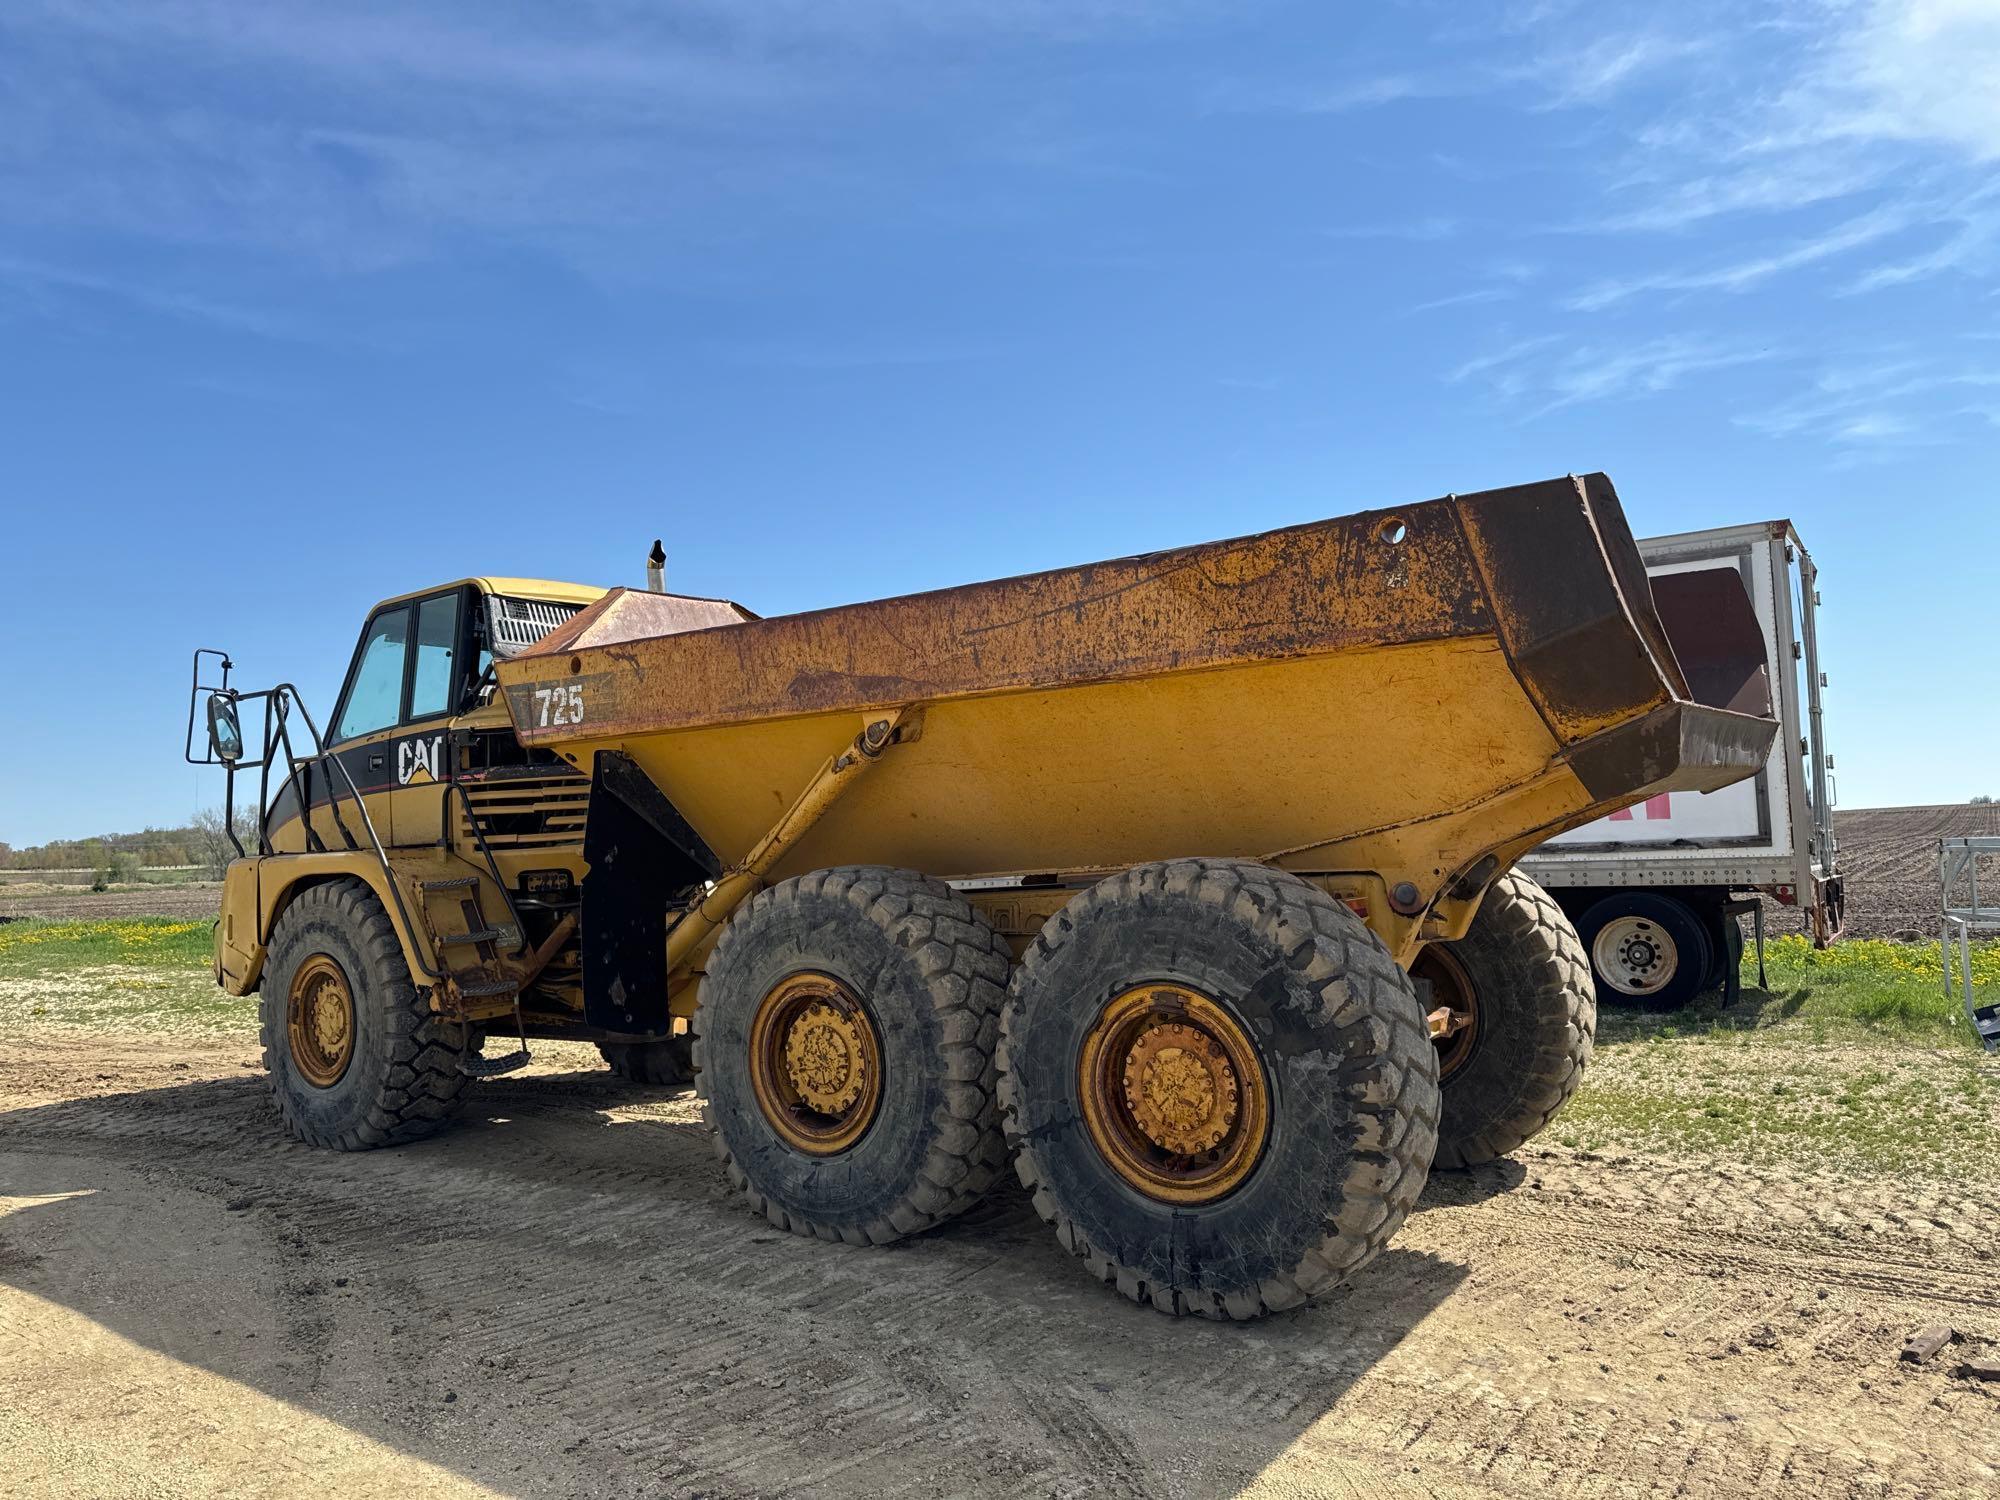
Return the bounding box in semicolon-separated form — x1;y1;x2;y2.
1;1064;1492;1499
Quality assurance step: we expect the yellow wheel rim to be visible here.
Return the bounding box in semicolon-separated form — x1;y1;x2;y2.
1078;984;1270;1205
749;973;883;1156
288;954;356;1089
1412;944;1479;1082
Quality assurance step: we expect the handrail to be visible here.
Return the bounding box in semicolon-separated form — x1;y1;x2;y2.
189;649;447;983
448;766;533;960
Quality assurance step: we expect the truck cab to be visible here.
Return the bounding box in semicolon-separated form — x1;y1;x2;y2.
191;578;609;1066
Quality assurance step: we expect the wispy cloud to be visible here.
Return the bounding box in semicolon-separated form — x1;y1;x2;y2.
1238;26;1693;118
1553;1;2000;304
1452;332;1775;417
1535;31;1708;108
0;256;296;337
0;0;1195;270
1408;286;1516;314
1566;203;1920;309
709;340;1011;371
1323;216;1460;242
1735;353;2000;446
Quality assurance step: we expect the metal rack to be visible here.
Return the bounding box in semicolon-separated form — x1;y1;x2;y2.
1941;836;2000;1052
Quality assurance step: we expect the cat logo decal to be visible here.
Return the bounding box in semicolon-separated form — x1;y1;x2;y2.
398;734;445;786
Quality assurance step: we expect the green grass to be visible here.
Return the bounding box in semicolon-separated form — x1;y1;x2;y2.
0;917;252;1033
0;917;214;972
1558;934;2000;1181
1595;933;1996;1047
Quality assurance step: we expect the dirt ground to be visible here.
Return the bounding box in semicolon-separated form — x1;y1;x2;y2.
5;1027;1998;1500
1829;803;2000;940
0;882;221;923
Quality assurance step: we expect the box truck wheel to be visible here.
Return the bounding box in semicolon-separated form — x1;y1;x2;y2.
998;858;1439;1319
1575;892;1712;1011
259;879;474;1151
1412;872;1593;1169
692;866;1010;1246
597;1037;692;1085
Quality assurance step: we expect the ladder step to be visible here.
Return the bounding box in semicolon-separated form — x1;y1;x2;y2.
420;876;480;892
441;928;505;946
460;1048;531;1079
454;978;519;998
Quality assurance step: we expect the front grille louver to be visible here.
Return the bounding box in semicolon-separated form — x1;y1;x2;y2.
456;769;588;849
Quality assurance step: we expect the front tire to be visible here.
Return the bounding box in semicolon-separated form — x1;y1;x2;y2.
999;859;1439;1320
1415;872;1593;1169
693;867;1011;1246
260;879;473;1151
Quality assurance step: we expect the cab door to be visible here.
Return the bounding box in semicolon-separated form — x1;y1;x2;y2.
315;603;417;851
381;590;468;847
268;590;469;854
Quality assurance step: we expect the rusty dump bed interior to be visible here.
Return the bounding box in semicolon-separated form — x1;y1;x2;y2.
495;473;1776;942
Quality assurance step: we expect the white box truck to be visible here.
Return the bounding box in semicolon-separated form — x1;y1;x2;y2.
1520;520;1842;1009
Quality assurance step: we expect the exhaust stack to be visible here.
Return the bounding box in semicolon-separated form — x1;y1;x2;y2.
645;539;666;593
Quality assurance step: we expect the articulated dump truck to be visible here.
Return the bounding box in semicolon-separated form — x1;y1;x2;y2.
190;473;1774;1318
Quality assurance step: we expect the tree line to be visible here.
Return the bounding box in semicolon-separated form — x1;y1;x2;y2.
0;809;260;882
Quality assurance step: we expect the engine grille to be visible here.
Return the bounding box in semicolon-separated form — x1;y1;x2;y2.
456;769;589;850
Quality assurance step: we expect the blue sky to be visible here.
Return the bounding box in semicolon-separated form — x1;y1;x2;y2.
2;0;1996;847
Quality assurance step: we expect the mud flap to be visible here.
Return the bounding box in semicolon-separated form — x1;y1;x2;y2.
581;750;720;1033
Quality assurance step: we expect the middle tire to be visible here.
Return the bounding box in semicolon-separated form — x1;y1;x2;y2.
1000;858;1440;1320
597;1036;693;1085
1413;871;1594;1169
693;866;1011;1246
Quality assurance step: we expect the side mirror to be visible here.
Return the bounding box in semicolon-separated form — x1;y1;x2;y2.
206;692;244;764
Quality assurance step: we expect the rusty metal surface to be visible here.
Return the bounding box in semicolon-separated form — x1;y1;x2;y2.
538;590;754;654
502;493;1496;743
1454;474;1681;741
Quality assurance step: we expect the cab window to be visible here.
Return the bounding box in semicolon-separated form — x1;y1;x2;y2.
334;606;410;741
408;593;461;721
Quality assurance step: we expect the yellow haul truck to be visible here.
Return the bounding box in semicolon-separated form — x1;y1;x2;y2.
189;474;1775;1318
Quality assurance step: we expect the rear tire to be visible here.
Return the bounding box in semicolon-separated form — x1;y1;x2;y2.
260;879;473;1151
1417;872;1594;1169
999;858;1439;1320
1576;892;1713;1011
693;867;1011;1245
598;1037;692;1085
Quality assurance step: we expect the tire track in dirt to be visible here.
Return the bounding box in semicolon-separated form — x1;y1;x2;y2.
5;1037;1999;1498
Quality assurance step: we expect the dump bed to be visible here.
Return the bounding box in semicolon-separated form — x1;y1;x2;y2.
494;473;1775;953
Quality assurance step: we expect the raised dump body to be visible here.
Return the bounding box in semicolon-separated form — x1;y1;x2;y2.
498;472;1773;966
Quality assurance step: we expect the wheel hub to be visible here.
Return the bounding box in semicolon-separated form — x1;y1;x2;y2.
1121;1023;1237;1155
288;954;356;1089
1593;917;1678;995
1078;985;1269;1205
1411;943;1480;1082
783;1003;868;1115
749;974;883;1156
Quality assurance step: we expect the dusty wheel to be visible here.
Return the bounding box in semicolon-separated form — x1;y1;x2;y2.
692;867;1010;1245
598;1036;693;1085
1577;891;1712;1011
1415;871;1594;1169
999;858;1439;1320
259;879;473;1150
